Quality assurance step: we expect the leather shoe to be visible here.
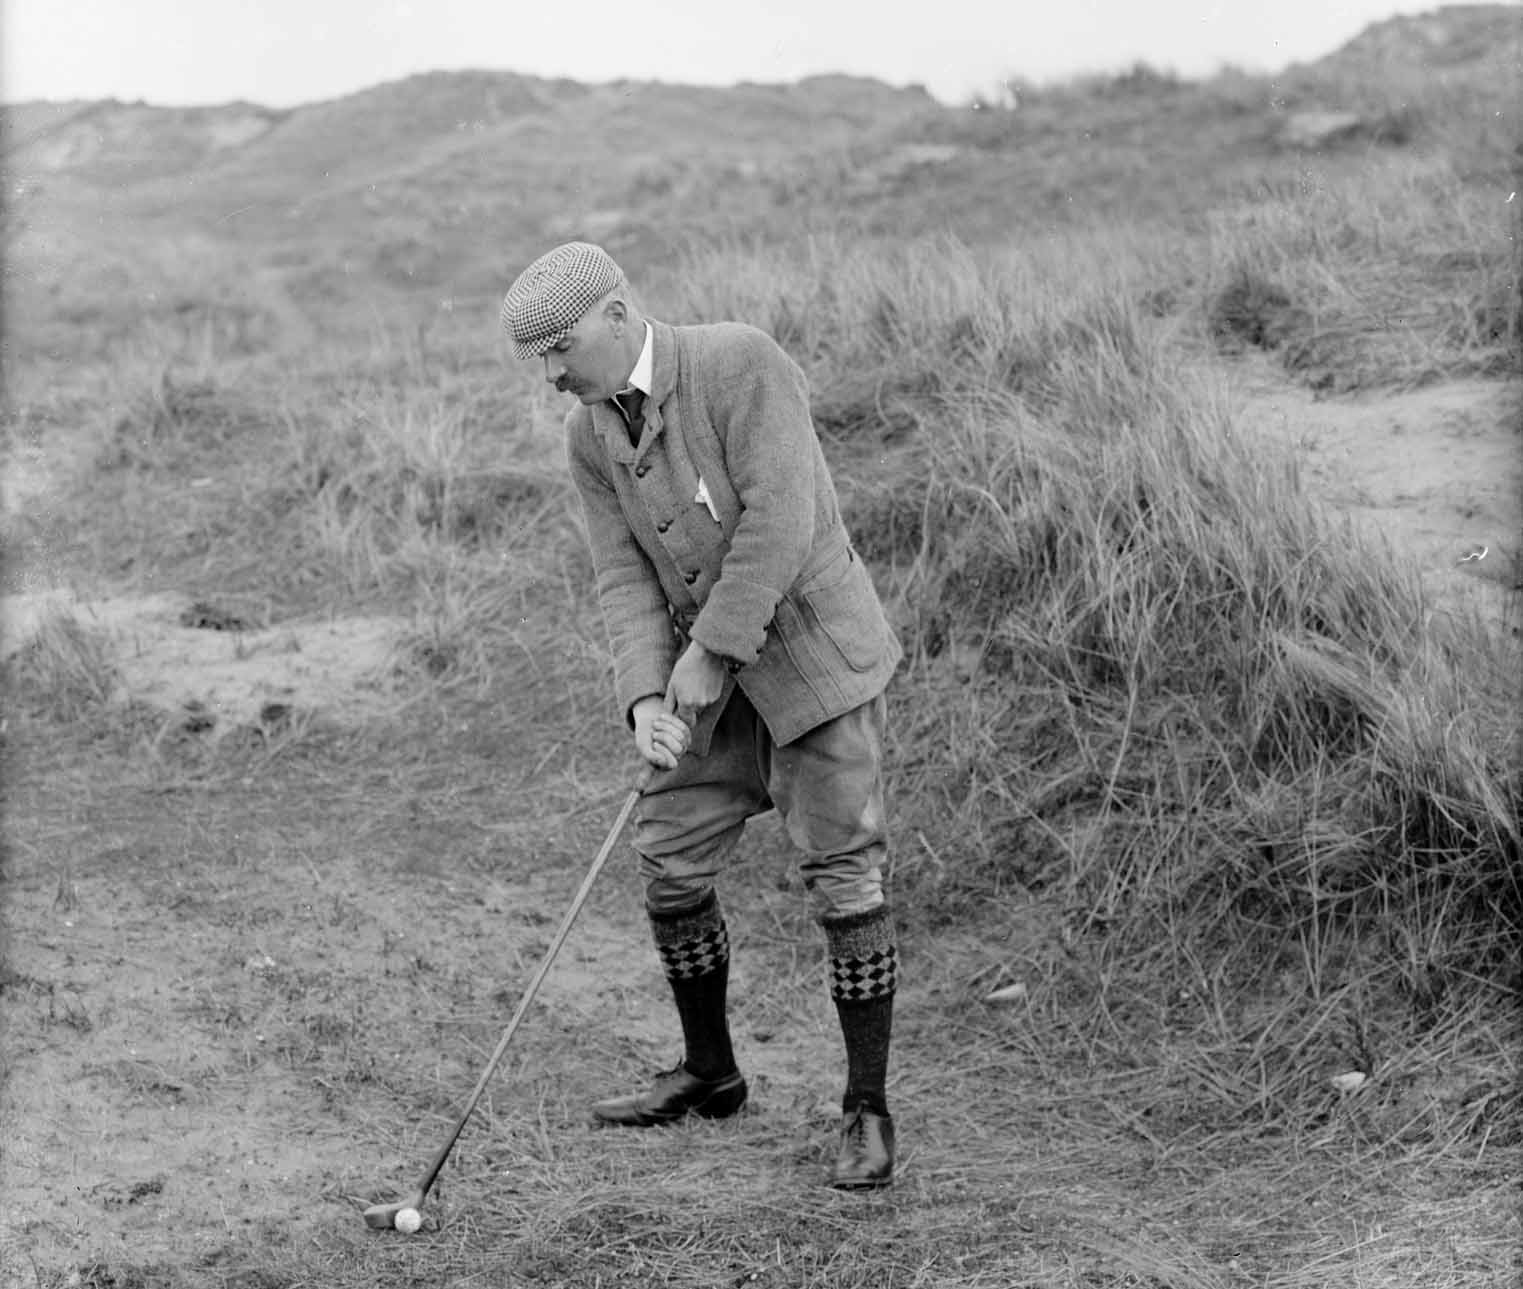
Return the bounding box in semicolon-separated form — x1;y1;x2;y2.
591;1063;748;1127
828;1104;895;1189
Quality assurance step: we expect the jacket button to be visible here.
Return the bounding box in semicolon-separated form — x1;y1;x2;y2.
635;464;649;478
657;519;672;533
683;570;698;584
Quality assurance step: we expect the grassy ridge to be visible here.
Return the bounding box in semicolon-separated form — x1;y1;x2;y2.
11;10;1516;380
663;233;1521;1140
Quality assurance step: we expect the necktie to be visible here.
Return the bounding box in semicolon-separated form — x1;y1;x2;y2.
616;391;645;446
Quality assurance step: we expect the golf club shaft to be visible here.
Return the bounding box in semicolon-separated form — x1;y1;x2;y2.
409;762;657;1200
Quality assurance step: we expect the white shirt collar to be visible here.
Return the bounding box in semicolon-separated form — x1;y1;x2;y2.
621;321;653;397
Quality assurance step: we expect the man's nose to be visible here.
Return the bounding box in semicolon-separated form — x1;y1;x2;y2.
543;354;564;384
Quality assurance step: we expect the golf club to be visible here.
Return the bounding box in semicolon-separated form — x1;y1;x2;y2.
363;755;666;1230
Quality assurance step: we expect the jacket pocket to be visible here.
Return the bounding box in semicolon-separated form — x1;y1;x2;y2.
797;546;888;673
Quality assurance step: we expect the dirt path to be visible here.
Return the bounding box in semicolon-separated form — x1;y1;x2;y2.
0;768;874;1280
1228;359;1521;628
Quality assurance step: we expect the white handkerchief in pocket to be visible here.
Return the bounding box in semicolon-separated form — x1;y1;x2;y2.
695;477;721;523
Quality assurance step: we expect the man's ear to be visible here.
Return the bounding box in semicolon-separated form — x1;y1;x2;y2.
602;296;629;332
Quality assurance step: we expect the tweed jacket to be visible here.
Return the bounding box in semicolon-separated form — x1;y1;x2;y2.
566;319;901;752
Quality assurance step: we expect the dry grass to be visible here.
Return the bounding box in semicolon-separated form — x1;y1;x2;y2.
1203;156;1520;390
5;612;120;723
5;21;1521;1289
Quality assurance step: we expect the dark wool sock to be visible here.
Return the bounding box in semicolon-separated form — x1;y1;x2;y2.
824;904;897;1118
649;890;736;1081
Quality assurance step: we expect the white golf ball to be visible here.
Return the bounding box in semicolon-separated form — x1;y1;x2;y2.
394;1207;422;1234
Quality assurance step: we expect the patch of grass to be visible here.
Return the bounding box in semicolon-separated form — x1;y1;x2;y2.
1203;156;1520;390
1206;266;1303;352
96;365;267;474
666;236;1522;1161
5;610;120;722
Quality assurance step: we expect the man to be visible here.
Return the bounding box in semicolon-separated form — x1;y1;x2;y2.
500;242;903;1189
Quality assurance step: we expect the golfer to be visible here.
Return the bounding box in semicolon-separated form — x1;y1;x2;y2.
500;242;903;1189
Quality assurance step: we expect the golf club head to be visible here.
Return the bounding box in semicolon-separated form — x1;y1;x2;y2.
362;1191;424;1230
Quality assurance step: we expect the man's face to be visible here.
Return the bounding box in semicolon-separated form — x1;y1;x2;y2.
542;299;625;404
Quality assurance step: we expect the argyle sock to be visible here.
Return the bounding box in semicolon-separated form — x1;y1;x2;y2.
649;889;736;1081
824;904;897;1119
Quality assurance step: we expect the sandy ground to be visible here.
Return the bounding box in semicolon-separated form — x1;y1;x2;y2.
1227;360;1521;630
0;589;408;735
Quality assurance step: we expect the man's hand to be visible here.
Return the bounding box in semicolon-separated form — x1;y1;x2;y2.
632;695;691;770
665;640;727;717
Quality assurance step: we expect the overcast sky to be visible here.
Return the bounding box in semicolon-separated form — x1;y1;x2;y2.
1;0;1449;107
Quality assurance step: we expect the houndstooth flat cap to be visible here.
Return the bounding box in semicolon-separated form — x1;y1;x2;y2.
500;242;624;359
